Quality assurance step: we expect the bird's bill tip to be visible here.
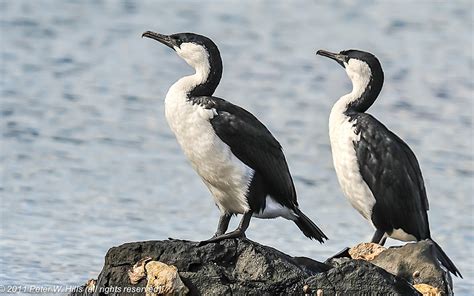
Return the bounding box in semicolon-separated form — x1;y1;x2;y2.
142;31;176;49
316;49;338;59
316;49;347;68
142;30;160;38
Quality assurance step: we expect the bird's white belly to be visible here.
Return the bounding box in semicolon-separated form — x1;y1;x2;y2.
165;93;252;214
329;111;376;223
253;196;295;220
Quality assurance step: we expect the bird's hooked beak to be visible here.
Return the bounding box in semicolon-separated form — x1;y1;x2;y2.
316;50;347;68
142;31;178;50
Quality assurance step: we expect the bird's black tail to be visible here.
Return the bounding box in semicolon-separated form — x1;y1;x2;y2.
431;239;462;278
293;207;328;243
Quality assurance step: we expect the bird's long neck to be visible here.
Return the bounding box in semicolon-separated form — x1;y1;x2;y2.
189;56;222;97
338;68;384;115
170;54;223;99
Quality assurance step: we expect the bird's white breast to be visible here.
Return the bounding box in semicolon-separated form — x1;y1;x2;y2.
164;84;252;214
329;99;376;223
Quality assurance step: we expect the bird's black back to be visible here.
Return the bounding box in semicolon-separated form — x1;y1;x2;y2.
349;112;430;240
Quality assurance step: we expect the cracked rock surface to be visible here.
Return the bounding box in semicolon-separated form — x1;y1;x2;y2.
305;259;418;295
70;238;427;295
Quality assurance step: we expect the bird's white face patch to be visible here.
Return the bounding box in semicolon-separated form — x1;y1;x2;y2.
343;59;372;99
175;43;210;72
168;43;211;94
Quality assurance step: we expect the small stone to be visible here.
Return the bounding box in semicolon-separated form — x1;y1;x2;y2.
316;288;323;296
348;242;386;261
85;279;96;293
413;283;441;296
302;284;311;294
413;270;420;278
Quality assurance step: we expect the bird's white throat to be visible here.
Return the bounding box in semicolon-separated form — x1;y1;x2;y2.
168;43;211;94
328;59;376;223
338;59;373;110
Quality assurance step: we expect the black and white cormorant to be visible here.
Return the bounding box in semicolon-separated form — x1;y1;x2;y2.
316;49;461;277
142;31;327;244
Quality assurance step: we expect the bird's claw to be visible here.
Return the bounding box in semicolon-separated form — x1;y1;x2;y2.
197;230;246;247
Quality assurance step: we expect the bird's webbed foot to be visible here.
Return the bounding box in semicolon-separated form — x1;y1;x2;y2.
198;229;247;246
197;211;252;247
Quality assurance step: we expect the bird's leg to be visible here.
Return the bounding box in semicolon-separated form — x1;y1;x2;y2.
169;213;231;242
198;211;252;246
371;229;386;245
213;213;232;237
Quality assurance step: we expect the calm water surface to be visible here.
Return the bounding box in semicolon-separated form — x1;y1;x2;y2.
1;0;473;294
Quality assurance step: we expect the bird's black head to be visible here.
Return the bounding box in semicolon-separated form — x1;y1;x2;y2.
316;49;384;112
316;49;382;76
142;31;221;70
142;31;223;96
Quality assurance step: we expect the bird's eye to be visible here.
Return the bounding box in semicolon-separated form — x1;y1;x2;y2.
171;36;182;48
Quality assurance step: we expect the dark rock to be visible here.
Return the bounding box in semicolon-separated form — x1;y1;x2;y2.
325;256;352;268
72;238;329;296
305;260;420;295
371;240;453;295
70;238;428;296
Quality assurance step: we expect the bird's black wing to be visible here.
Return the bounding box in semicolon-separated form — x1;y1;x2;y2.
191;96;297;209
351;113;430;239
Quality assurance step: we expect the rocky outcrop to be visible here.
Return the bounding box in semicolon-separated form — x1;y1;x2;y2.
70;238;453;296
72;238;329;296
371;240;453;295
305;259;417;295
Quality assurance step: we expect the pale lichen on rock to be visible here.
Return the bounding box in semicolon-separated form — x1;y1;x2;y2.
128;256;152;285
127;257;189;296
414;283;442;296
348;242;386;261
85;279;96;293
144;261;189;296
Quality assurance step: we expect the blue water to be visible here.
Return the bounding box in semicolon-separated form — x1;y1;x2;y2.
1;0;472;294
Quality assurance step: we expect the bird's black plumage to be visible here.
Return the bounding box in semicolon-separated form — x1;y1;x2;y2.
317;48;461;277
191;95;297;212
349;112;430;239
350;112;461;277
143;31;327;243
189;93;327;243
193;95;326;242
199;97;328;242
